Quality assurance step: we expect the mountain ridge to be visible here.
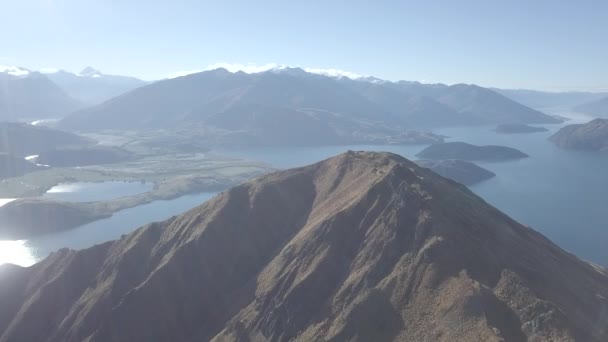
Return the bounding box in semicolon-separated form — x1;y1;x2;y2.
0;72;81;121
0;151;606;342
59;68;560;134
42;67;148;105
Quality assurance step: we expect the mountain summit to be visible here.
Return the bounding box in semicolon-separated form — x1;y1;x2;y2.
78;66;103;77
43;67;148;105
0;71;80;121
0;151;606;341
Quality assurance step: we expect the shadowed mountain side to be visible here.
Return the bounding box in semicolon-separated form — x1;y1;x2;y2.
59;69;388;131
0;153;42;180
45;68;148;106
59;69;560;141
575;96;608;118
0;122;93;157
390;82;561;125
0;73;81;121
0;151;606;342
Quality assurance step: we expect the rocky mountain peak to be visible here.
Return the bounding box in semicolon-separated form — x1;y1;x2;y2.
0;151;606;341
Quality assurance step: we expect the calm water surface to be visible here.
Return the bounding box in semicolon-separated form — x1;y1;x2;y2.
218;120;608;266
0;192;217;266
3;116;606;267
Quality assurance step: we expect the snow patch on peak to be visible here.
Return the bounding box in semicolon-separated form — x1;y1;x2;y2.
167;63;283;79
167;63;381;82
78;66;102;77
0;65;30;77
302;67;364;80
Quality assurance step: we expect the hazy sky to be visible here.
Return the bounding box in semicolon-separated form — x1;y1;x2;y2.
1;0;607;91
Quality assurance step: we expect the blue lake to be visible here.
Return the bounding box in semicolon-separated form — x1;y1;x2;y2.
2;116;607;268
218;121;608;267
0;192;217;266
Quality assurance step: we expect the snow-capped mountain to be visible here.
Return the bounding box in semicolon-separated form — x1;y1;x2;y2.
61;66;560;133
168;63;374;81
41;67;149;105
0;65;31;77
0;68;80;121
77;66;103;78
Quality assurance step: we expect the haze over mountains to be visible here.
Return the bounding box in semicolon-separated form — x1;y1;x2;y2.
1;152;606;341
0;65;147;121
42;67;148;105
3;62;608;127
1;62;608;341
59;68;559;145
0;153;41;180
494;88;608;111
575;96;608;118
3;0;608;339
0;69;80;121
6;62;608;134
0;122;92;157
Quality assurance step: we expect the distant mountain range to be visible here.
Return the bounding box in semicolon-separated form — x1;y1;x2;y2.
494;88;608;112
60;68;559;138
574;96;608;118
0;70;80;121
1;152;606;341
19;63;608;145
3;63;607;125
42;67;148;105
0;65;148;121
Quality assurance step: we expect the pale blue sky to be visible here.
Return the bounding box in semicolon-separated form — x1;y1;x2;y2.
1;0;607;91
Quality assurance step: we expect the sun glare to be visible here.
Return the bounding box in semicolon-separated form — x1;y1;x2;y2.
0;240;37;267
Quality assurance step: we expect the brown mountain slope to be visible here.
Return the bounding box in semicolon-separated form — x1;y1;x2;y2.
0;151;607;342
549;118;608;152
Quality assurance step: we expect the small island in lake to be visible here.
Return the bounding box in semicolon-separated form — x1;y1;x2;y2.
416;142;529;161
549;118;608;152
493;123;548;134
416;159;496;185
0;199;110;239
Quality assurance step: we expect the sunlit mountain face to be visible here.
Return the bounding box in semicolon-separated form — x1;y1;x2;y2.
1;2;607;341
